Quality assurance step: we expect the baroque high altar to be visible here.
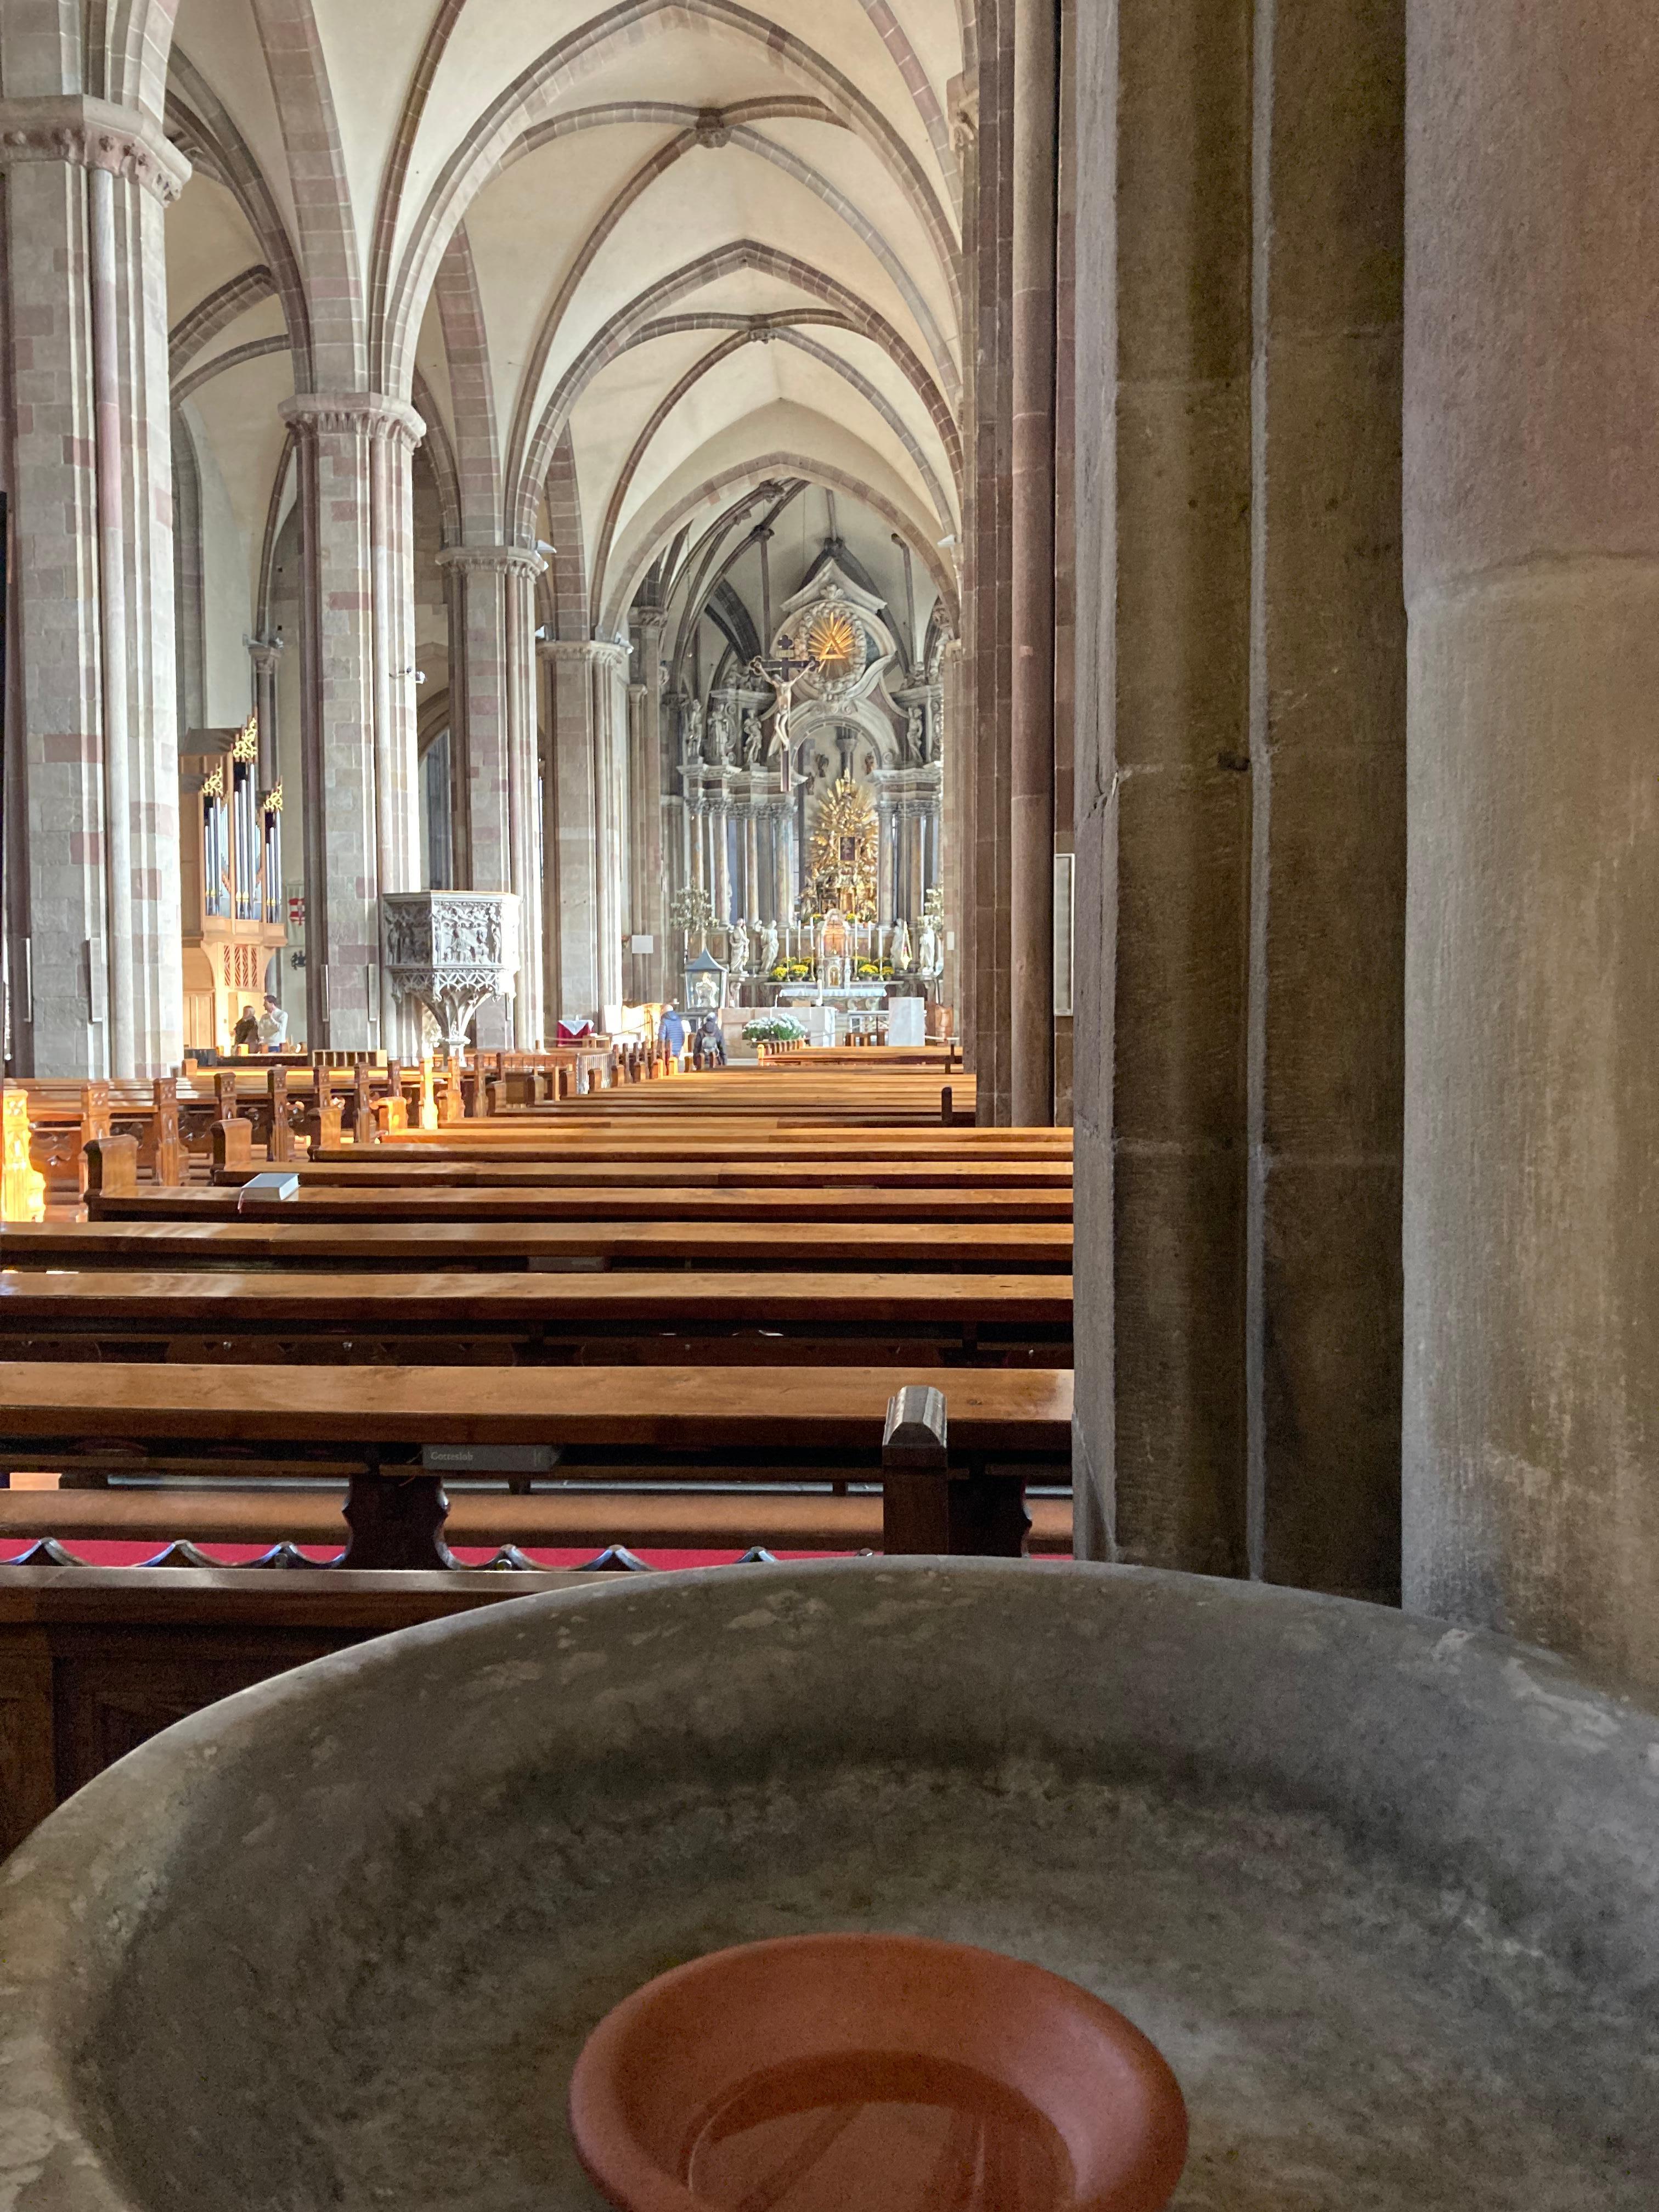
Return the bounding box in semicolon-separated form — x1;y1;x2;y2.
674;561;945;961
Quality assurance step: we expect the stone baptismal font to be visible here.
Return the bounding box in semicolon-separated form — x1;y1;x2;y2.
2;1560;1657;2208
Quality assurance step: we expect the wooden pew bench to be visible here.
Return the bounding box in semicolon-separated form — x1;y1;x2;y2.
0;1363;1073;1566
212;1156;1075;1190
0;1267;1074;1368
0;1485;1072;1559
85;1183;1074;1226
12;1078;183;1194
2;1219;1074;1274
358;1130;1071;1160
0;1565;588;1858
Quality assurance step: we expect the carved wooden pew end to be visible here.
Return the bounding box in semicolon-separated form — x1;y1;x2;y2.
83;1135;141;1201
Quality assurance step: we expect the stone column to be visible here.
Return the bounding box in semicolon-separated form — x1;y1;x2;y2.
0;98;189;1077
772;802;794;922
1402;0;1659;1690
1069;0;1407;1593
624;680;647;1000
875;800;895;926
712;798;731;932
440;543;546;1044
539;639;624;1027
939;637;964;1019
506;555;545;1045
593;642;628;1021
1244;0;1406;1603
1009;0;1058;1124
689;793;708;902
540;640;600;1027
636;612;668;1000
435;546;512;899
743;810;759;925
280;392;425;1054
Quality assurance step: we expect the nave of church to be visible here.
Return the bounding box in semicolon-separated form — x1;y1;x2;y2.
2;2;1659;2205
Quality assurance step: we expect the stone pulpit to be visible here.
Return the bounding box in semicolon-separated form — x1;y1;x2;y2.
381;891;521;1049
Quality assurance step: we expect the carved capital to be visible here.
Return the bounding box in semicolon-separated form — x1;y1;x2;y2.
436;540;546;581
280;390;426;451
538;638;628;671
0;96;192;204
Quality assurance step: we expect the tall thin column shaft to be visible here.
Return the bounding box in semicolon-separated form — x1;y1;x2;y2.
281;392;424;1052
1008;0;1058;1123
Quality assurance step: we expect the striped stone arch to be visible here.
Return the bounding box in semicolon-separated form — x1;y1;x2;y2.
542;429;591;642
379;0;961;399
511;241;962;546
492;101;959;488
364;0;962;388
410;371;464;545
168;263;278;377
586;322;957;631
166;51;314;391
431;226;501;541
602;451;958;637
246;0;364;391
253;430;297;636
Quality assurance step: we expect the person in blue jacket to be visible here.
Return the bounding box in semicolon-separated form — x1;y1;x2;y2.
659;1004;687;1062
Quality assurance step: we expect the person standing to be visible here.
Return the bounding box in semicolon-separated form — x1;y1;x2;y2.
256;994;290;1051
659;1003;687;1065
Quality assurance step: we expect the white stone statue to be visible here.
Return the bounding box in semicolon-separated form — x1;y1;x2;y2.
741;709;764;768
710;699;737;766
730;916;751;977
680;696;703;765
904;703;925;764
917;915;943;980
890;917;913;970
761;921;780;976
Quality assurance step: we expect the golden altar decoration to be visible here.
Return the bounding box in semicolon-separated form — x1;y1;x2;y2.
806;776;879;920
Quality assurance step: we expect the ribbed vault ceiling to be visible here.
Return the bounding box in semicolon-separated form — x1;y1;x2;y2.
163;0;966;642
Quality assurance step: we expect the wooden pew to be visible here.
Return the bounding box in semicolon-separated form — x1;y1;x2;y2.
0;1218;1074;1274
0;1267;1074;1368
0;1565;588;1859
14;1078;188;1194
757;1047;960;1069
19;1080;111;1195
86;1184;1073;1225
0;1362;1071;1566
0;1485;1072;1556
348;1131;1071;1161
210;1156;1074;1190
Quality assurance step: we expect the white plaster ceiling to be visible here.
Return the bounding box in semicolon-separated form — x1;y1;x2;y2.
164;0;963;640
164;174;262;326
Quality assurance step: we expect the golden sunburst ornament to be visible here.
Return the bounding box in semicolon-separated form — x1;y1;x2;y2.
804;607;859;678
